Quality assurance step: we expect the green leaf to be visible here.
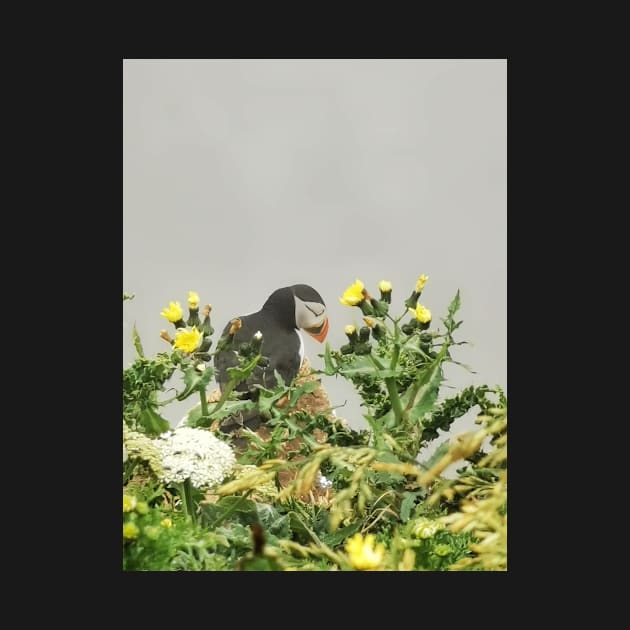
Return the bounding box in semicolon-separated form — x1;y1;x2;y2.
338;355;393;379
256;387;288;415
176;365;215;401
442;290;462;334
320;520;362;547
207;399;256;422
322;343;336;375
132;323;144;358
138;406;170;436
181;405;203;427
200;495;259;529
419;440;451;470
226;355;261;384
256;503;292;538
400;491;418;523
401;345;448;424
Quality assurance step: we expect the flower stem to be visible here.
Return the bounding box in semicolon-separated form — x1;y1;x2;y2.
386;321;404;426
199;388;210;419
385;378;404;427
179;479;197;525
367;352;404;427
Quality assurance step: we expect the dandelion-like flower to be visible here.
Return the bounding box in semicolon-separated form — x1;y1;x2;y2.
173;326;203;353
161;301;184;323
408;304;432;324
345;533;386;570
123;494;136;513
415;274;429;292
157;427;236;489
344;324;357;335
188;291;200;309
378;280;392;293
123;522;140;541
340;279;366;306
160;518;173;528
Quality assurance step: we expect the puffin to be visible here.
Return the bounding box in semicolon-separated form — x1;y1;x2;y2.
214;284;329;434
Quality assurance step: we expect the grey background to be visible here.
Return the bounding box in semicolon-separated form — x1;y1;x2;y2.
123;59;506;450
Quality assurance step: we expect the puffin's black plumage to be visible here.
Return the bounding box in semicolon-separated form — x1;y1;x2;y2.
214;284;328;434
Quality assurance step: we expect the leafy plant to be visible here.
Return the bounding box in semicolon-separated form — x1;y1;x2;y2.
123;278;507;570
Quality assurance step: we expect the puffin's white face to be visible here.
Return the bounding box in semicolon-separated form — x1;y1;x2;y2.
294;297;329;343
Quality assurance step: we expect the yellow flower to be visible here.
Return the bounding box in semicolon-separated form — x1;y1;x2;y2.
160;518;173;528
344;324;357;335
123;522;140;540
188;291;200;309
345;533;386;570
339;279;365;307
378;280;392;293
123;494;136;513
415;274;429;292
160;301;184;323
362;317;376;328
173;326;203;353
408;304;432;324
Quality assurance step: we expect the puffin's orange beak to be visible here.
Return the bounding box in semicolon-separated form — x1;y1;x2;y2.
307;316;329;343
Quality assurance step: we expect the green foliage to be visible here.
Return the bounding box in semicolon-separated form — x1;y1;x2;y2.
123;280;507;571
123;353;176;435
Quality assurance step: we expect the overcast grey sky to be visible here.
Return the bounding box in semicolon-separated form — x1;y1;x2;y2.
123;59;506;443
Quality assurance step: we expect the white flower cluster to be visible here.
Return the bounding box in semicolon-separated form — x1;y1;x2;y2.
156;427;236;489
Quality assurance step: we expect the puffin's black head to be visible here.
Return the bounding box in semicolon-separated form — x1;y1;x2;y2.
262;284;329;343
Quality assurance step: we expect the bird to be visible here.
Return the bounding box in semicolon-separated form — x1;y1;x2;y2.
213;284;329;435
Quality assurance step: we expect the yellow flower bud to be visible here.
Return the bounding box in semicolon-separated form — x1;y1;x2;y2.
160;518;173;528
415;274;429;292
123;522;140;540
378;280;392;293
344;324;357;335
188;291;200;309
159;330;174;344
228;318;242;336
123;495;136;513
173;326;203;353
160;301;184;323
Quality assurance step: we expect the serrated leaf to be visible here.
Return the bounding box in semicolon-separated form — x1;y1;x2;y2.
132;323;144;358
338;355;399;379
138;406;170;436
182;405;203;427
207;399;256;422
442;290;462;333
401;346;448;424
226;355;261;384
256;503;291;539
176;365;215;401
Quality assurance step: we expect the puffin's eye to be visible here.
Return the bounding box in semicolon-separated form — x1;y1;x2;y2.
305;304;324;317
